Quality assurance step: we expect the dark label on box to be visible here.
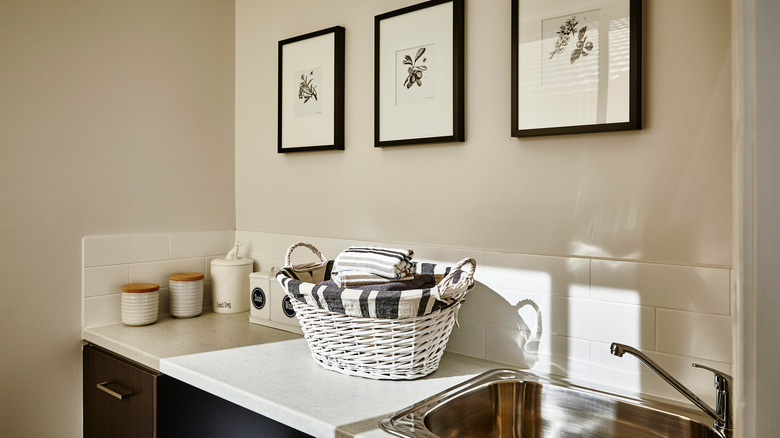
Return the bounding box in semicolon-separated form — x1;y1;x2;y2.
282;295;296;318
251;287;266;310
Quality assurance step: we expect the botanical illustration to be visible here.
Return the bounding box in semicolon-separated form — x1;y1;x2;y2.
403;47;428;88
541;10;600;87
294;66;323;117
298;71;318;103
549;16;595;64
396;43;435;105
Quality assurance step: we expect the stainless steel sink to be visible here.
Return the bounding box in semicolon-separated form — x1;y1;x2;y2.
380;369;724;438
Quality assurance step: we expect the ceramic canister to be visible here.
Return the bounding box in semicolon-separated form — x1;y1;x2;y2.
169;272;204;318
121;283;159;326
210;245;253;313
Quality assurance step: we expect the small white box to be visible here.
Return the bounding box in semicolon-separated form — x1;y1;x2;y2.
249;272;302;334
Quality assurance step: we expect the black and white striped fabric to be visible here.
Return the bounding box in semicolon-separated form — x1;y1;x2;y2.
332;246;415;287
276;262;465;319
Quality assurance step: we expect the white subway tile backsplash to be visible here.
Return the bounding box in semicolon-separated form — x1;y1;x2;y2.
83;234;169;267
158;287;170;316
533;354;592;382
485;323;541;369
529;335;592;380
83;265;129;297
129;258;207;289
483;251;590;298
238;233;485;274
331;239;393;255
251;256;283;273
82;230;734;405
204;256;219;282
83;232;230;328
552;297;656;349
203;282;213;309
83;294;121;328
405;244;484;270
236;231;335;262
591;260;730;315
235;256;284;275
169;230;236;259
485;326;591;379
657;310;733;363
458;285;540;329
446;318;485;358
536;334;591;360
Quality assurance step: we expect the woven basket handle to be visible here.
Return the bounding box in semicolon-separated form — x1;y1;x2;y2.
284;241;328;268
433;257;477;301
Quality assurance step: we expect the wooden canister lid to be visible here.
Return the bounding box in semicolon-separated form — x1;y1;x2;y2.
121;283;160;293
169;272;204;282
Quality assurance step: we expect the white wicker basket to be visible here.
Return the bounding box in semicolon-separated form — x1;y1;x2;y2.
278;242;476;380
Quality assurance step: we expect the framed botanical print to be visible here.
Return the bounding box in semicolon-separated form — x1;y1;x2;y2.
511;0;641;137
375;0;465;147
278;26;345;153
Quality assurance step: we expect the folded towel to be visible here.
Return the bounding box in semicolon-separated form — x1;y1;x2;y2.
331;269;416;288
318;274;436;293
333;246;414;280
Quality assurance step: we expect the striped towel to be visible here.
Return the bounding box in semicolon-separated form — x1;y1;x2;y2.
331;269;415;288
277;263;461;319
333;246;415;286
318;274;435;293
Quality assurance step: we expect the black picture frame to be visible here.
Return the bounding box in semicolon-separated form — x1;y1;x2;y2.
511;0;641;138
374;0;465;147
278;26;345;153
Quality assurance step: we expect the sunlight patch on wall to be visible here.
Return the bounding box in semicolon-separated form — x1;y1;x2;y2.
590;285;641;304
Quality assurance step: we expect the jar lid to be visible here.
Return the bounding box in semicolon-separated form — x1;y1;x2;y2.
169;272;204;281
122;283;160;293
211;257;254;267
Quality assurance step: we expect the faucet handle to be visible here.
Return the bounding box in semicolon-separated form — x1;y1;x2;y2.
692;363;733;391
692;363;733;431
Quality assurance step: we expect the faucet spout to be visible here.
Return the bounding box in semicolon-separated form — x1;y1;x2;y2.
609;342;732;434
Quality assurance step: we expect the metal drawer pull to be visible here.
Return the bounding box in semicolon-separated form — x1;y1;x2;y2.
96;381;133;400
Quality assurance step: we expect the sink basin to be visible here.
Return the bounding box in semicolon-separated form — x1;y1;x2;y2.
380;369;724;438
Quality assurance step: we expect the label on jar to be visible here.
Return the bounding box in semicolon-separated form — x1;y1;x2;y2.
282;295;296;318
252;287;266;310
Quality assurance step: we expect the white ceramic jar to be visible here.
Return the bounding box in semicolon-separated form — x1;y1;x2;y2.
169;272;204;318
121;283;159;326
211;242;253;313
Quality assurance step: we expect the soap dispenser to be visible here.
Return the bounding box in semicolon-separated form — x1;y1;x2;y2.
210;241;253;313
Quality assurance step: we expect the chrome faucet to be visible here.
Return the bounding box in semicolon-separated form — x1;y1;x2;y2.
610;342;733;435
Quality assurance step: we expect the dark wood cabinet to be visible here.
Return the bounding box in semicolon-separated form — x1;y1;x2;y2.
158;375;311;438
83;344;311;438
83;344;160;437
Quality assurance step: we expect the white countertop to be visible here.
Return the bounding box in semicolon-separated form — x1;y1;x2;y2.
161;339;501;438
83;310;505;438
82;310;301;370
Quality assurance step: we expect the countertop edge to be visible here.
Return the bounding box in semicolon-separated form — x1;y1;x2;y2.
83;327;162;371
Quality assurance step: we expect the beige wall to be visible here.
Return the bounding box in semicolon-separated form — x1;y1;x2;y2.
0;1;235;436
236;0;732;268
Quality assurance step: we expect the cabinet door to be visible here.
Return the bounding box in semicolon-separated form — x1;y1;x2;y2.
158;375;312;438
83;345;159;438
